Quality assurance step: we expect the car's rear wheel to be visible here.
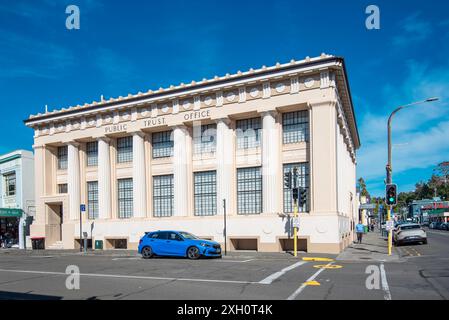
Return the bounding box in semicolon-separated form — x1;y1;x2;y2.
141;246;153;259
187;246;201;260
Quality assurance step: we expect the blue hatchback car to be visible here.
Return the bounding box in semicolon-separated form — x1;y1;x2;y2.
138;230;222;260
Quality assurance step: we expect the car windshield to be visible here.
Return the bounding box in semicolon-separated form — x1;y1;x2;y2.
400;225;421;230
179;232;199;240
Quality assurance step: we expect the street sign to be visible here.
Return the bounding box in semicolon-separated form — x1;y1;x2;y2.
360;204;376;210
292;217;300;229
80;204;86;212
386;220;394;231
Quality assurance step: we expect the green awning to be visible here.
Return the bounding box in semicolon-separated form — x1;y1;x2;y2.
427;209;449;216
0;208;24;218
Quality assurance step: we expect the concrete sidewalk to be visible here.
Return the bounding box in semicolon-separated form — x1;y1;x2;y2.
336;230;402;263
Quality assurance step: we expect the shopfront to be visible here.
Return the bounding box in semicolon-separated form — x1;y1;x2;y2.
0;208;24;248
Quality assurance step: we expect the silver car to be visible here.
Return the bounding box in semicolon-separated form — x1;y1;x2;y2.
393;223;427;246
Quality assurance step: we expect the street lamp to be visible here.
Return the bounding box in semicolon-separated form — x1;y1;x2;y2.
387;97;439;183
385;97;439;255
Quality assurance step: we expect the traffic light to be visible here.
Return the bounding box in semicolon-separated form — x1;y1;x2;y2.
385;184;397;206
299;187;307;207
284;171;292;189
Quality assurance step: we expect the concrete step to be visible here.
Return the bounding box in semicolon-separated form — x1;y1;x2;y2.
47;241;64;250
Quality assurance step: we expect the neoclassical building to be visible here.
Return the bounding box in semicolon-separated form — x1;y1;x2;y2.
24;54;360;253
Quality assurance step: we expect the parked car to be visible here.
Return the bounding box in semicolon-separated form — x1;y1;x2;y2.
438;222;449;231
138;230;222;260
393;223;427;246
429;222;441;229
421;221;430;227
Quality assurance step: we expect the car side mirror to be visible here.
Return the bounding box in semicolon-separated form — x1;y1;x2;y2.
176;236;184;241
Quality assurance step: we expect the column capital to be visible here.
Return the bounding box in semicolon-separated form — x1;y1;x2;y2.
98;136;111;143
214;117;232;126
260;110;278;118
67;141;80;148
131;131;146;138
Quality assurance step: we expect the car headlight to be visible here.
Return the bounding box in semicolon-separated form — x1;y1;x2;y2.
200;242;211;247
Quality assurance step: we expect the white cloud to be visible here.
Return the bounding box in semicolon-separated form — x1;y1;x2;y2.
392;13;433;47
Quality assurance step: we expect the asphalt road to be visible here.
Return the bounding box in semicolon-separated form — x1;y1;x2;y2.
0;230;448;300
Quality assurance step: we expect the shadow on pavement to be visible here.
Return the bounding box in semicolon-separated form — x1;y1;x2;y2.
0;291;62;300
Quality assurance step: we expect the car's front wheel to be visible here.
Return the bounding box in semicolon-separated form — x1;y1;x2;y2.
423;239;428;245
141;246;153;259
187;246;201;260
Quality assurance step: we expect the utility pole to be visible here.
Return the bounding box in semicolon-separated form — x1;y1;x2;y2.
386;97;439;255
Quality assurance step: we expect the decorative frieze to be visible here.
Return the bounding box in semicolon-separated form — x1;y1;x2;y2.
263;81;271;99
172;99;179;114
290;76;299;93
320;71;330;89
216;91;223;107
194;96;201;110
238;87;246;103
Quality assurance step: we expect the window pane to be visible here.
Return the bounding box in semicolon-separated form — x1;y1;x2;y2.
86;141;98;166
117;137;133;163
237;167;262;215
193;124;216;154
152;131;174;158
118;178;133;218
87;181;99;219
194;171;217;216
282;111;309;144
58;184;68;194
57;146;68;170
283;163;310;213
153;175;174;217
236;118;261;149
5;173;16;196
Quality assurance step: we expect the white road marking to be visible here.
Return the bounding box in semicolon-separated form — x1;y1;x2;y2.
0;268;262;285
286;262;333;300
111;257;254;262
259;261;307;284
380;263;392;300
219;259;255;263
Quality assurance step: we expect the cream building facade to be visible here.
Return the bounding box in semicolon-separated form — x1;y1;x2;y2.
24;54;360;253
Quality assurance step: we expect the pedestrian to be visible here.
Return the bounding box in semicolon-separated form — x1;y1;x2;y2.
355;221;365;244
370;222;375;232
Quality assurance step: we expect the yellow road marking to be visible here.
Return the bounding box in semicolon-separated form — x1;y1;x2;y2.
303;280;320;286
302;257;334;262
313;264;342;269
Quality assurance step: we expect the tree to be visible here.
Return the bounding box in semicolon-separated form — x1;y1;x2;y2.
358;177;370;198
434;162;449;186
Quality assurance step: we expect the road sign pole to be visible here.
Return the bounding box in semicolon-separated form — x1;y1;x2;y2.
294;198;298;257
79;208;83;253
223;199;227;256
387;206;392;256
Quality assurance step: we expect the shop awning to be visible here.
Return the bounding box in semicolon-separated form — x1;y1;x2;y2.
0;208;24;218
427;209;449;217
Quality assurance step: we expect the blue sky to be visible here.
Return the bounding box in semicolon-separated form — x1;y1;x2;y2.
0;0;448;196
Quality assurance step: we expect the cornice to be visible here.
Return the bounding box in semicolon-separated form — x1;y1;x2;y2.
24;54;338;126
